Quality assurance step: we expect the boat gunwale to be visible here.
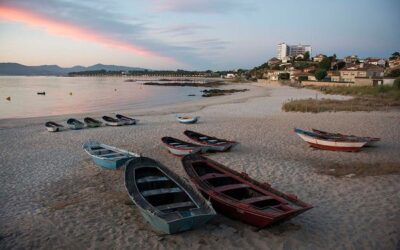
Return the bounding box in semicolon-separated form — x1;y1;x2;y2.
181;154;313;219
125;157;216;223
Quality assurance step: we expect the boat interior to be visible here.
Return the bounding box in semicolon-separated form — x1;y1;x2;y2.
164;137;197;148
191;161;294;213
135;167;198;213
89;145;128;159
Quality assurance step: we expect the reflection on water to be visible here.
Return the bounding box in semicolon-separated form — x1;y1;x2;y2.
0;76;205;119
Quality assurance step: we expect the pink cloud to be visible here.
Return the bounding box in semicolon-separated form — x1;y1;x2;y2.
0;5;169;60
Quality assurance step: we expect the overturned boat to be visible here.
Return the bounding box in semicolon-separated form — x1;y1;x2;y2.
116;114;138;125
102;116;125;126
67;118;84;130
45;121;64;132
84;117;103;128
176;116;199;124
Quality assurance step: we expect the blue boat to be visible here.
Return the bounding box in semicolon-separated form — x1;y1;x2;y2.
124;157;216;234
67;118;84;130
83;140;139;170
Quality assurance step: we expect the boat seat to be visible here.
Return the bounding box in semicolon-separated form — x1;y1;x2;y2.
137;176;169;184
169;142;181;145
100;152;122;157
156;201;195;211
141;187;182;197
240;196;275;204
214;183;249;193
199;136;209;140
200;173;227;181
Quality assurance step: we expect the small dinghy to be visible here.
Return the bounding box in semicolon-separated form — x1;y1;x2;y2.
102;116;125;126
125;157;216;234
83;140;139;169
84;117;102;128
161;137;204;156
312;128;380;146
294;128;367;152
37;91;46;95
45;121;64;132
182;154;313;228
67;118;84;130
176;116;199;124
116;114;138;125
184;130;238;152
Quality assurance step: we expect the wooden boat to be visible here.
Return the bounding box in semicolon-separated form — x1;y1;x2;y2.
45;121;64;132
177;116;199;124
184;130;238;152
67;118;84;130
102;116;125;126
181;154;313;228
83;140;139;169
294;128;367;152
161;137;204;156
124;157;216;234
116;114;138;125
84;117;102;128
37;91;46;95
312;128;380;146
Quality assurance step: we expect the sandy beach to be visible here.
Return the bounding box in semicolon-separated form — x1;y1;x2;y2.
0;83;399;249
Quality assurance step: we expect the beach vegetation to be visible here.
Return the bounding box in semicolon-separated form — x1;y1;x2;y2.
282;85;400;112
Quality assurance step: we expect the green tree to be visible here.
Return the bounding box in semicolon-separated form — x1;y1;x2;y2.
278;73;290;80
304;51;310;61
318;57;332;70
315;69;327;80
389;52;400;60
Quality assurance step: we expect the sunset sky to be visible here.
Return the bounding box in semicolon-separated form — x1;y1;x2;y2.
0;0;399;70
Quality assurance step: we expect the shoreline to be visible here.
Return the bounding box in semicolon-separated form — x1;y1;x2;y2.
0;83;268;128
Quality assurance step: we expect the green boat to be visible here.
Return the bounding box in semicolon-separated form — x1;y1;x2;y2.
124;157;216;234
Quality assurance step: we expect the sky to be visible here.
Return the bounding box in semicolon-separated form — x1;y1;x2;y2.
0;0;399;70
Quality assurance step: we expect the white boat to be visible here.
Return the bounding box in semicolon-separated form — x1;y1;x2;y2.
295;128;367;152
116;114;138;125
45;121;64;132
176;116;199;124
102;116;125;126
161;137;203;156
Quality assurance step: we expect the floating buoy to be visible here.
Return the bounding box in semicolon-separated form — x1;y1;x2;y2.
69;92;73;96
114;88;117;91
6;96;11;101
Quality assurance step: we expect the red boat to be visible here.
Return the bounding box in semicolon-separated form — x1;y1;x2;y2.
312;129;380;146
181;154;313;228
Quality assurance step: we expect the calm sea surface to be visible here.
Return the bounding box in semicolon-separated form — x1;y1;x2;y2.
0;76;206;119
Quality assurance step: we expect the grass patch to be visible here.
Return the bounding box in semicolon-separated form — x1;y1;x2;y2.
283;85;400;112
317;162;400;178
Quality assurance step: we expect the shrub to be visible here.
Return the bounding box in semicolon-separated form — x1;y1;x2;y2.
315;69;327;80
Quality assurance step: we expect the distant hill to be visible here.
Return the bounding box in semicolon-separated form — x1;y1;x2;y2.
0;63;147;76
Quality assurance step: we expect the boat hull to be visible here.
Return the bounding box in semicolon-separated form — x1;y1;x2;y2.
91;155;132;169
177;117;198;124
68;124;84;130
46;126;59;132
138;206;215;234
165;146;202;156
296;133;366;152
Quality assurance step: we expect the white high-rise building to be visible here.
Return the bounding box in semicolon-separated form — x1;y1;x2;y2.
277;42;312;60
